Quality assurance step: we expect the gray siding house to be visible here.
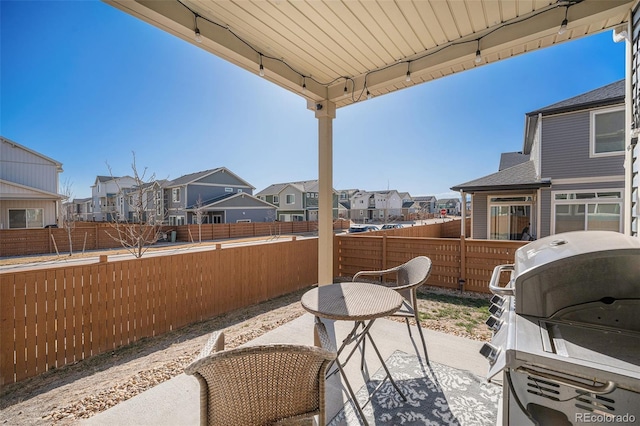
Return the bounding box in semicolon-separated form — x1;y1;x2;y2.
164;167;275;225
452;80;625;240
256;180;339;222
0;137;64;229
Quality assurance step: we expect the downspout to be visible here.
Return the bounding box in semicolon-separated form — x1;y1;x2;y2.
624;18;633;235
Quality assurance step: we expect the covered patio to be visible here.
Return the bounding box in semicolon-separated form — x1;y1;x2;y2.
84;0;638;424
82;313;493;425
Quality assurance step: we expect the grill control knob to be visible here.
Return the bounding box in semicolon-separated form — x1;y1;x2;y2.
489;303;503;316
490;294;505;306
480;343;500;365
485;315;502;331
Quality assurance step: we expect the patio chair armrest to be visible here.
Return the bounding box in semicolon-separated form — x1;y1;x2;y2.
201;330;225;356
353;266;400;281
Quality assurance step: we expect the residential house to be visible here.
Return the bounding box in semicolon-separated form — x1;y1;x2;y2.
120;180;167;224
65;197;92;221
451;79;625;240
0;137;64;229
412;196;437;214
348;189;404;222
256;180;339;222
165;168;275;225
435;198;462;216
91;175;138;222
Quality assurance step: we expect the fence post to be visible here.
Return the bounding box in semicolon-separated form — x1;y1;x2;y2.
459;236;466;292
382;234;387;270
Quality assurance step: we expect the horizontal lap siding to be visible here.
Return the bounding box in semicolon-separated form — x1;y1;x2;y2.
0;239;318;386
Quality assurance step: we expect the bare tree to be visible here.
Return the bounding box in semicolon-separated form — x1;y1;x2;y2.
60;179;75;255
105;152;164;258
193;195;206;243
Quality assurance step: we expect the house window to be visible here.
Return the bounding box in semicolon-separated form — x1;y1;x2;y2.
273;195;279;204
553;190;622;234
591;107;625;156
225;187;233;193
488;196;533;240
172;188;181;202
169;215;185;226
9;208;44;229
286;194;294;204
237;219;251;223
237;189;243;193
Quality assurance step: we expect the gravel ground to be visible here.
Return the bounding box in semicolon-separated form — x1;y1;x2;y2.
0;286;491;425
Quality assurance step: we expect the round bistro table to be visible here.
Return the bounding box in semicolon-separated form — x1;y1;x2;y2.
301;282;406;426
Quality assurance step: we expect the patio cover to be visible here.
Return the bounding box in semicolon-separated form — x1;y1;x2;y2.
103;0;634;284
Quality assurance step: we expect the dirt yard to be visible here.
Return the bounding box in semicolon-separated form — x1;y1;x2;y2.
0;283;491;426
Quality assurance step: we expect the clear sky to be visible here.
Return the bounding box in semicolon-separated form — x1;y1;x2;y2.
1;1;626;201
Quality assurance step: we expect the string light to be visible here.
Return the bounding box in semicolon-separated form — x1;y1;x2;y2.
302;77;307;93
194;14;202;43
558;7;568;35
259;54;265;77
178;0;589;103
475;39;482;63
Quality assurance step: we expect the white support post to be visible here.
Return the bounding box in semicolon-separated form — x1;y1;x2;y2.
308;99;336;285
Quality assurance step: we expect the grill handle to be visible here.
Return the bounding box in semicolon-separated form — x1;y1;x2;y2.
488;264;515;296
517;366;617;395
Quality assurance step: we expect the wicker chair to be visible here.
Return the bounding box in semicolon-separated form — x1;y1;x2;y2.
185;331;336;426
353;255;433;361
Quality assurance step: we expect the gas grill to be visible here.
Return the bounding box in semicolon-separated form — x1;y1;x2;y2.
482;231;640;425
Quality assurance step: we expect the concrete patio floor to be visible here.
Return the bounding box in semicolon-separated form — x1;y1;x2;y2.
83;313;495;425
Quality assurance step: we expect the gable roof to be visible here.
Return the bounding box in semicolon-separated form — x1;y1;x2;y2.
256;180;320;196
528;79;625;117
187;192;276;210
450;161;551;193
499;152;530;171
1;136;63;172
166;167;255;189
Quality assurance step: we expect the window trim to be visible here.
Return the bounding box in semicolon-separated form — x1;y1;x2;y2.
285;194;295;204
8;208;44;229
486;194;533;241
590;106;625;158
551;189;623;234
172;188;181;203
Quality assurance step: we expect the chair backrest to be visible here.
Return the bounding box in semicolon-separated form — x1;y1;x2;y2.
397;256;432;288
185;343;335;425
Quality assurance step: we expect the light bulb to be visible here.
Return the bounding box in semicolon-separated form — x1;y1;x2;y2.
558;19;568;35
195;28;202;43
475;49;482;64
302;82;307;93
405;71;411;82
366;90;372;100
259;64;265;77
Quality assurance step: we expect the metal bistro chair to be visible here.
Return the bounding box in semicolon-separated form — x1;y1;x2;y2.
353;256;433;361
185;331;336;426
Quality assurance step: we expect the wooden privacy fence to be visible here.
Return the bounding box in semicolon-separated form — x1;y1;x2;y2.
0;220;349;257
335;234;525;293
0;238;318;386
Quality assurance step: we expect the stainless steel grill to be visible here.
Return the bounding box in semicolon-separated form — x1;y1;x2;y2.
481;231;640;425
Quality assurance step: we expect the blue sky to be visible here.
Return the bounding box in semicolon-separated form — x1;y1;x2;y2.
2;1;626;200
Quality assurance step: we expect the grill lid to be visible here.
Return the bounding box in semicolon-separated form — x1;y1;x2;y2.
512;231;640;318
